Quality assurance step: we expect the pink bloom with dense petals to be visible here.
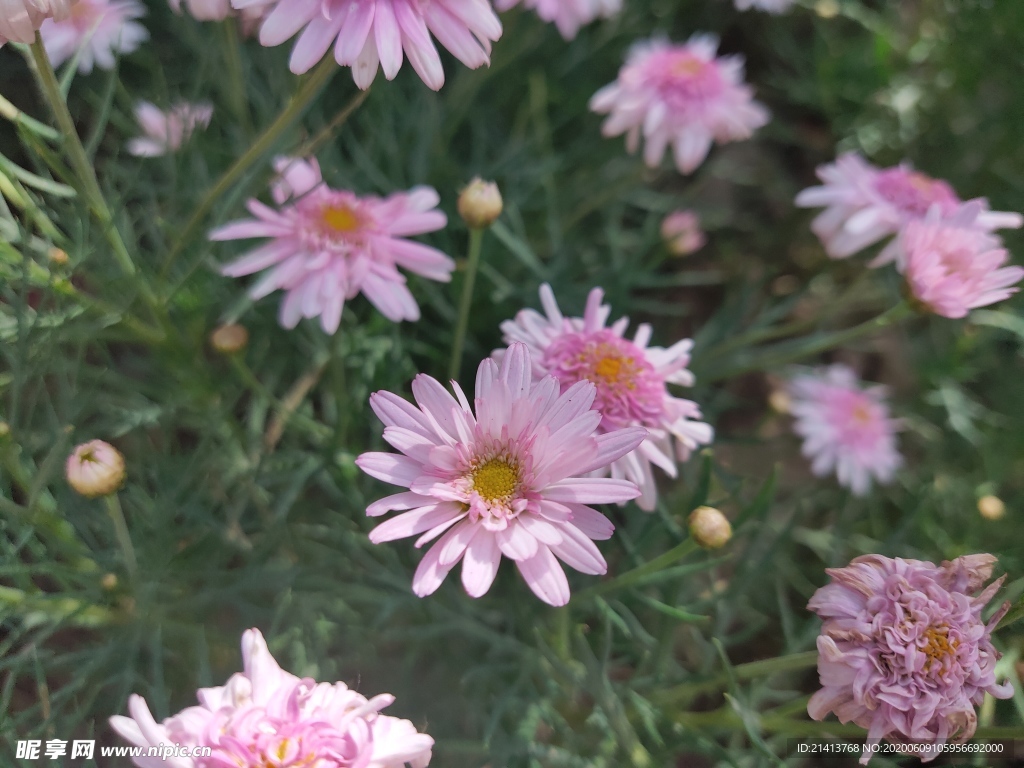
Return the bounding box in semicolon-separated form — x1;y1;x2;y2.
795;152;1023;262
787;365;901;496
808;554;1012;764
900;203;1024;319
109;628;433;768
590;35;769;175
126;101;212;157
239;0;502;90
38;0;146;71
660;209;706;255
1;0;75;44
497;285;713;511
212;158;453;333
356;343;647;606
494;0;620;40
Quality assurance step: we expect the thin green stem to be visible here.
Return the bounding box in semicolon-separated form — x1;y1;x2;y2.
104;494;137;580
27;37;161;318
0;91;60;140
221;21;252;136
576;538;700;602
449;228;485;381
161;56;340;284
654;651;819;705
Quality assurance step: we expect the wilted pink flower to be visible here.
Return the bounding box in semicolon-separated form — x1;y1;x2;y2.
808;554;1012;764
900;203;1024;319
356;343;646;606
126;101;212;157
240;0;502;90
66;439;125;498
733;0;794;11
795;153;1023;262
660;209;706;256
110;627;433;768
498;285;713;511
212;159;453;333
590;35;769;175
38;0;146;71
1;0;75;44
787;365;901;495
495;0;620;40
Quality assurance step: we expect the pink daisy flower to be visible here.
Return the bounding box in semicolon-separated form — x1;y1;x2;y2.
497;284;713;512
787;365;902;496
110;627;433;768
794;152;1023;262
126;101;213;157
808;554;1012;764
38;0;146;72
356;343;647;607
900;203;1024;319
589;35;769;175
494;0;621;40
211;158;454;333
238;0;502;90
660;209;706;256
1;0;75;45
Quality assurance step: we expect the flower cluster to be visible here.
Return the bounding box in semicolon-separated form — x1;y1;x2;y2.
808;554;1012;764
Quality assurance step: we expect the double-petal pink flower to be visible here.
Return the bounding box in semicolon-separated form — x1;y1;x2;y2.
356;343;647;606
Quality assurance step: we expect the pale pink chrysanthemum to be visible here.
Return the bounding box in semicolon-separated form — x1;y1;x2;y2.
808;554;1012;764
660;209;706;256
497;285;713;512
494;0;620;40
356;343;647;606
795;152;1023;263
109;627;433;768
900;203;1024;319
787;365;901;496
238;0;502;90
1;0;75;44
589;35;769;175
212;158;453;333
733;0;794;12
126;101;212;157
38;0;146;71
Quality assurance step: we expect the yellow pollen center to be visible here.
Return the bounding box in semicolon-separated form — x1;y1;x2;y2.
472;459;518;502
320;205;361;233
850;402;873;425
909;172;935;193
671;57;704;77
584;347;639;391
921;625;958;669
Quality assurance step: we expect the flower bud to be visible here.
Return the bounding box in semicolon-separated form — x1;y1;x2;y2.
66;440;125;498
0;421;10;440
210;323;249;355
977;495;1006;521
101;572;119;590
660;210;706;257
48;247;70;265
688;505;732;549
457;178;502;229
768;389;791;414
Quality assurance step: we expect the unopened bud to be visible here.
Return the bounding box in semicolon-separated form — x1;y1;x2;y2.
688;506;732;549
0;421;9;439
815;0;839;18
660;210;706;257
978;495;1006;521
66;440;125;498
48;247;69;265
457;178;502;229
768;390;791;414
210;323;249;355
101;572;119;590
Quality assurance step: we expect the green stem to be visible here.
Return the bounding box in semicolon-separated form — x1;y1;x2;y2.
448;227;485;381
221;21;252;136
104;494;136;579
576;538;700;602
0;91;60;140
27;37;161;318
704;301;913;383
654;651;819;705
160;56;340;284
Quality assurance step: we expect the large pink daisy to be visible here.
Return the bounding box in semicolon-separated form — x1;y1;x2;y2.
356;343;647;606
211;157;454;333
589;35;769;175
237;0;502;90
498;284;713;512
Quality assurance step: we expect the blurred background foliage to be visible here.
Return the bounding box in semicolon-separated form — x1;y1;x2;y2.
2;0;1023;765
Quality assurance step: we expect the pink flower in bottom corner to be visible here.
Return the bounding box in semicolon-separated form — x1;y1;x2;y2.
356;343;647;606
808;554;1013;765
212;158;453;333
498;284;713;512
900;203;1024;319
109;628;433;768
589;35;769;175
787;365;901;496
39;0;147;72
126;101;213;157
495;0;621;40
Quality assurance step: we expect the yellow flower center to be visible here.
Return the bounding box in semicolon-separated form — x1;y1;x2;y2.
921;625;958;669
850;402;874;425
584;345;640;391
320;204;361;233
472;458;519;502
671;55;705;78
